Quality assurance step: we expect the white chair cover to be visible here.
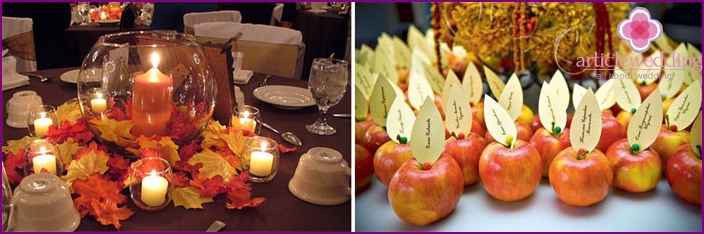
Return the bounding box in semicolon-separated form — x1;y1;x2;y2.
270;3;284;25
2;16;37;73
183;10;241;34
195;22;305;79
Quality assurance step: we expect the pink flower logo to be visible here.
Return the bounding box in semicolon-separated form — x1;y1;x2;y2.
617;7;662;53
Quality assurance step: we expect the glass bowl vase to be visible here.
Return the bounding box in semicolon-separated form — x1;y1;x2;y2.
77;30;216;157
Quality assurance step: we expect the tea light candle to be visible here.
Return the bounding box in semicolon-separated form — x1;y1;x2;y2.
132;53;173;136
32;147;56;174
250;141;274;177
33;112;53;137
91;93;107;114
141;170;168;207
100;11;107;20
231;111;256;133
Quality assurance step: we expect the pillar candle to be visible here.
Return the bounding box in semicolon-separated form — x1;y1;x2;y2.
91;93;107;114
33;113;53;137
141;171;168;207
132;53;173;136
250;151;274;177
32;153;57;175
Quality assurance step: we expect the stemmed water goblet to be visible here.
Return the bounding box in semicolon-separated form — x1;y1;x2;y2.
305;58;349;135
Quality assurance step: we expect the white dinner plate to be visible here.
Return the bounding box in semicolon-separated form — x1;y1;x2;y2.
308;9;327;13
253;85;316;110
60;68;103;84
96;19;120;26
60;69;80;83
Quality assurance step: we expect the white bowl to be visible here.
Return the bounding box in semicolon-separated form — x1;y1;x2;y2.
10;174;80;232
289;147;350;206
6;91;42;128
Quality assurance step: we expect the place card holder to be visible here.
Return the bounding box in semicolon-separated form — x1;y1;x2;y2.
195;35;237;125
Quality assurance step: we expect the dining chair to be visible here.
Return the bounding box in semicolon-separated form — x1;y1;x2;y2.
183;10;242;35
2;16;37;73
194;22;305;79
269;3;284;26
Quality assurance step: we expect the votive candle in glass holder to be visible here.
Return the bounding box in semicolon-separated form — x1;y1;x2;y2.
242;136;279;183
88;88;108;114
27;105;58;138
231;105;261;134
128;157;174;211
23;139;63;176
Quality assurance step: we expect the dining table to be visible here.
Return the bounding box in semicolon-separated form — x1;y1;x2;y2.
293;9;350;80
2;67;352;231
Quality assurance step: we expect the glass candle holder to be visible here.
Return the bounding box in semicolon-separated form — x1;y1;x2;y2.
27;105;58;138
231;105;261;135
23;139;63;176
128;157;174;211
87;87;108;115
242;136;279;183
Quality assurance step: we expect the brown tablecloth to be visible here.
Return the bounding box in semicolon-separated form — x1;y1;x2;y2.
2;67;351;231
293;9;349;80
63;24;151;67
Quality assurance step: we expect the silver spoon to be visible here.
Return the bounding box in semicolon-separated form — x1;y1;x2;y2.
205;220;225;232
259;74;272;87
261;122;302;146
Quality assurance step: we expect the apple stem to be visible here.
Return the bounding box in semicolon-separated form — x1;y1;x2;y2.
421;162;432;170
577;148;587;160
665;114;671;129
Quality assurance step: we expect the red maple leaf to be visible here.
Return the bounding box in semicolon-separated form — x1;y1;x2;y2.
72;174;132;230
172;171;191;188
277;144;298;153
3;148;26;184
190;175;230;197
106;153;131;181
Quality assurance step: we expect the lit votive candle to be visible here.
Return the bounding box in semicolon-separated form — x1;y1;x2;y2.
91;93;107;114
33;112;53;137
100;11;107;20
32;148;57;174
250;142;274;177
141;171;168;207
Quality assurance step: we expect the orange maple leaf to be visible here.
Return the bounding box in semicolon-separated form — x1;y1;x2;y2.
72;174;133;230
277;144;298;153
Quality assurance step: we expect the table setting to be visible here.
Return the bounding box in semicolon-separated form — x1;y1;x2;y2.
2;30;351;231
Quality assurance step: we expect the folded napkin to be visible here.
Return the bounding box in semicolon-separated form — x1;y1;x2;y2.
2;56;29;90
233;69;253;84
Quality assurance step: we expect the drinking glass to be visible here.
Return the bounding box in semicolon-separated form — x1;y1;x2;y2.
77;2;90;25
128;157;174;211
305;58;349;135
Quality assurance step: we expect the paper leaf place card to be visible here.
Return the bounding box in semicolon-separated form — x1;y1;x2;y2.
635;50;662;86
355;86;368;121
407;66;434;110
665;79;702;131
499;74;523;121
462;62;483;105
594;78;616;111
549;71;570;111
539;81;567;135
392;36;411;68
355;63;377;100
445;85;472;138
410;97;445;164
484;95;517;148
421;61;446;94
614;74;641;113
571;84;587;113
685;43;702;85
661;44;687;99
370;75;399;127
387;97;416;144
689;111;702;157
570;89;602;153
627;88;663;153
442;70;462;112
484;65;505;99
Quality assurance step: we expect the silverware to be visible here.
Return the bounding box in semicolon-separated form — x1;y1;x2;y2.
21;73;49;82
261;122;302;146
205;220;225;232
259;75;272;87
332;113;350;118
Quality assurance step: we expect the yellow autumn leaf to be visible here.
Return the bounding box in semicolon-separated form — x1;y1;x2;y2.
56;100;82;124
200;120;227;149
221;130;246;156
171;186;214;209
90;118;136;147
56;138;81;167
61;144;111;188
126;136;180;167
2;136;37;155
188;149;238;182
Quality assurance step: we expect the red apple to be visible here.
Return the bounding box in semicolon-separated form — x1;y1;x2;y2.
355;118;376;145
596;114;626;153
615;110;634;130
529;127;571;177
479;140;542;202
373;141;413;186
363;124;391;155
471;118;486;137
472;101;485;128
637;81;658;102
388;155;463;225
651;125;690;165
516;104;535;127
443;132;487;186
665;144;702;205
485;121;534;143
531;114;573;133
604;139;662;193
355;144;374;193
662;98;675;116
549;148;613;206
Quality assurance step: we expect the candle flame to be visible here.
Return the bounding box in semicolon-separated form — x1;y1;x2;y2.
40;147;47;155
40;112;46;119
150;170;157;177
260;141;267;149
97;93;103;99
150;53;160;69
